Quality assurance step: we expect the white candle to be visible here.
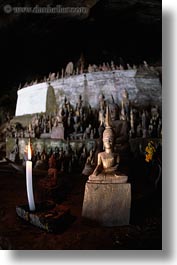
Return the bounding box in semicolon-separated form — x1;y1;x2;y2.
26;139;35;211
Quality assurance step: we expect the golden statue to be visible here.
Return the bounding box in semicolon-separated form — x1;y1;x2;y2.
89;106;128;183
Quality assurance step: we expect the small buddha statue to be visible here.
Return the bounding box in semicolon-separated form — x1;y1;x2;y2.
47;153;58;187
108;101;130;155
38;153;58;190
121;88;130;119
89;107;128;183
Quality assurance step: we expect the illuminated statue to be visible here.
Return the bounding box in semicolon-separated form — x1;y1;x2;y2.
89;106;128;183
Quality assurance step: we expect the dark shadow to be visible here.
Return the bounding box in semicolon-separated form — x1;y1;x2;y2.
15;201;77;235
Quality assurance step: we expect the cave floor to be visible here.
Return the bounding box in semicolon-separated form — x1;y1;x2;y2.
0;162;162;250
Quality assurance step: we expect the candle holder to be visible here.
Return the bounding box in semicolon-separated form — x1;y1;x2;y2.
16;200;73;233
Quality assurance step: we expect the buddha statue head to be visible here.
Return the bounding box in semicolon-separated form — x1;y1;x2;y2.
103;106;115;151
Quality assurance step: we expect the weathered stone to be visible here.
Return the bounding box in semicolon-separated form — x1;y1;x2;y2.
15;70;161;117
82;182;131;226
55;70;161;108
15;83;57;116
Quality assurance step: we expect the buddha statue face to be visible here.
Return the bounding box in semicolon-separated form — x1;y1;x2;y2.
103;136;114;150
103;127;114;151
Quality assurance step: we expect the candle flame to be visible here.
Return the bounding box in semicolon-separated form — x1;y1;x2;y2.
28;140;32;160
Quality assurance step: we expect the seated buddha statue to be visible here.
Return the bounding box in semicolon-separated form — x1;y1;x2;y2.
89;106;128;183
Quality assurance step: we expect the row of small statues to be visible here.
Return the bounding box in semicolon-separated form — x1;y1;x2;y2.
26;144;97;183
6;91;162;141
37;107;129;187
25;107;162;194
9;106;162;190
18;60;156;89
9;137;96;187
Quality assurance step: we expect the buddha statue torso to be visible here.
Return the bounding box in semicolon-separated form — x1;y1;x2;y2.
99;152;118;170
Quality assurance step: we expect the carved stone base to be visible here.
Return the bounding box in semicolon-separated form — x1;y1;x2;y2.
82;182;131;226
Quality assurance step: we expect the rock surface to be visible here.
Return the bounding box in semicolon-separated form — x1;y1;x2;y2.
15;70;161;116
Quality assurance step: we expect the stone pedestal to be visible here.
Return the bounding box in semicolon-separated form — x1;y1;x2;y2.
82;182;131;226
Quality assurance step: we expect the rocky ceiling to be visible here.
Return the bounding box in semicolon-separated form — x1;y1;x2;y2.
0;0;161;112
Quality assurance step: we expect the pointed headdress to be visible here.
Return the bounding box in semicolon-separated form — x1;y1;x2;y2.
103;106;114;140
